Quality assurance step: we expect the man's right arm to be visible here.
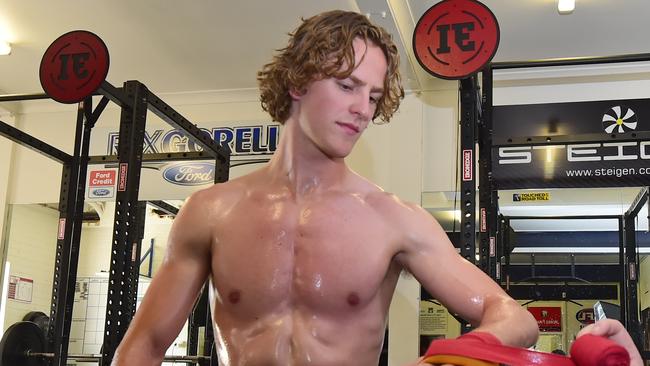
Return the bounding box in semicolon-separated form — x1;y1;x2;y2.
112;190;214;366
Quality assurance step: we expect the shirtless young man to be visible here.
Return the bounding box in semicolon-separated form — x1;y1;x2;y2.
112;10;541;366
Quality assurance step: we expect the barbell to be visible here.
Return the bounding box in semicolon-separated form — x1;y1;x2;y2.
0;321;216;366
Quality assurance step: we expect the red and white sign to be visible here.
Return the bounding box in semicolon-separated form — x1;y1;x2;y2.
462;149;473;181
57;218;66;240
118;163;128;191
89;170;116;186
39;30;110;104
413;0;500;79
88;169;117;198
528;306;562;332
8;276;33;303
489;236;495;257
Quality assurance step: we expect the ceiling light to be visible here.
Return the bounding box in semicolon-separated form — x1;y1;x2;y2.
0;41;11;55
558;0;575;14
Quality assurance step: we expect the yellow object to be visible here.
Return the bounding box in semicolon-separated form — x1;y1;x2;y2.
514;192;550;201
423;354;499;366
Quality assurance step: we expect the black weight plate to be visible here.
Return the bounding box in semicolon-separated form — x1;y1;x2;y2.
22;312;49;338
0;322;46;366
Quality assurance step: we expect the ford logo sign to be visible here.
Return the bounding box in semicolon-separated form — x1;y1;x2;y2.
163;162;214;186
92;188;111;197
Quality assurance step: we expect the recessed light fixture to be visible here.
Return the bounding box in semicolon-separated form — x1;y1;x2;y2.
0;40;11;56
558;0;575;14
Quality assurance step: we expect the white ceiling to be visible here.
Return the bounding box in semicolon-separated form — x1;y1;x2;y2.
1;0;650;103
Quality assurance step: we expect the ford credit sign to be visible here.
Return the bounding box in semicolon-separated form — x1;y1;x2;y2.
163;162;214;186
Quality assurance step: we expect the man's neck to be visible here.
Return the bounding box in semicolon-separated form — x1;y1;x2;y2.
266;119;350;198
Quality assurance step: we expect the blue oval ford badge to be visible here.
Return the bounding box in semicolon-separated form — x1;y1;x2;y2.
92;188;111;197
163;162;214;186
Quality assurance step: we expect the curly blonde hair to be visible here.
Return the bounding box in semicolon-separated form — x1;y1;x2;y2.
257;10;404;124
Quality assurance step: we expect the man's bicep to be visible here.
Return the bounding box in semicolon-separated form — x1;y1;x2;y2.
141;195;214;327
120;195;213;356
400;208;503;324
119;253;210;359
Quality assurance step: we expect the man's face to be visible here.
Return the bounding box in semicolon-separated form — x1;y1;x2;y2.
291;37;388;158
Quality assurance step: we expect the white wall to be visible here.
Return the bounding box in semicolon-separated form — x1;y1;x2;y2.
0;107;16;322
2;204;58;330
8;105;77;204
420;89;460;192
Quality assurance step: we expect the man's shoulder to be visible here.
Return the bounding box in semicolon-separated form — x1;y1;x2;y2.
196;165;281;201
189;178;244;200
364;190;422;217
347;184;414;225
183;172;257;210
346;172;418;212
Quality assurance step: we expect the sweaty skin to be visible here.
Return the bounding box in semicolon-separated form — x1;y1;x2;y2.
112;39;538;366
206;170;403;365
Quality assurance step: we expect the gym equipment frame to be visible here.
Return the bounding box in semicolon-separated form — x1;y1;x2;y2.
464;53;650;360
0;79;230;366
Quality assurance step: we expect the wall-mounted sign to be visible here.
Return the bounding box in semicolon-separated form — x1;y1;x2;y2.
528;306;562;332
493;98;650;189
413;0;499;79
40;30;109;103
576;308;595;325
8;276;33;303
512;192;550;202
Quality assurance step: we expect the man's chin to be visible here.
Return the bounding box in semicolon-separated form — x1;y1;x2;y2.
319;143;355;159
325;149;352;160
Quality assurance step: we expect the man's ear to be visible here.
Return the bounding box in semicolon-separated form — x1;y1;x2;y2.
289;87;304;101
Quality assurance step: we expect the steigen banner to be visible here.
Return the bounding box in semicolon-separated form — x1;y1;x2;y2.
491;98;650;189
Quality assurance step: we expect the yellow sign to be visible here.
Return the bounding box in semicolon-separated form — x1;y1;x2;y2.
513;192;550;202
419;301;448;335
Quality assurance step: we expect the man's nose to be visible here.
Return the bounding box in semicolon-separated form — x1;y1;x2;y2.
350;92;371;120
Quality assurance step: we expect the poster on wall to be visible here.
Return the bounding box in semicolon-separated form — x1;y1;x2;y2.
8;275;33;303
419;300;448;335
528;306;562;332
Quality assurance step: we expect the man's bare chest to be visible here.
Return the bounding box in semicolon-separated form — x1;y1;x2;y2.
210;193;398;312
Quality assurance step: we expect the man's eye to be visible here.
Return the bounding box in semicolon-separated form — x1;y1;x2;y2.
339;83;353;91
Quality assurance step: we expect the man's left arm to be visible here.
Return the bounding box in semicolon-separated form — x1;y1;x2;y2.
394;202;538;347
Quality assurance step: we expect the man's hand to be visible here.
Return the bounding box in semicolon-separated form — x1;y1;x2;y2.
577;319;643;366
